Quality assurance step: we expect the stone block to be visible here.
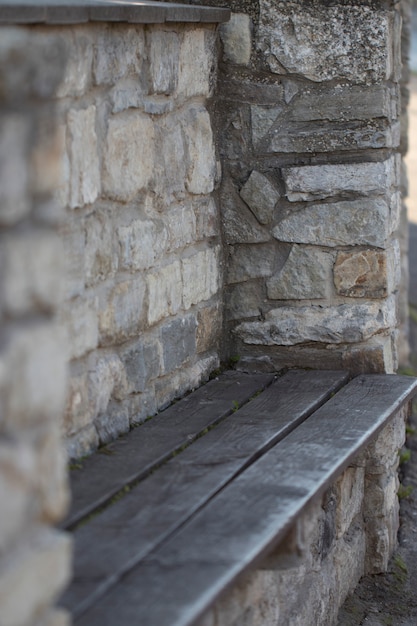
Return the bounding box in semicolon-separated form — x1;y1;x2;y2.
30;120;67;198
67;106;100;209
267;246;335;300
56;29;93;98
182;247;220;309
0;114;30;226
166;205;196;251
234;297;396;346
227;242;277;284
335;467;365;539
99;277;146;344
1;230;63;316
36;423;70;524
258;1;393;84
273;198;390;248
0;440;36;552
93;25;145;86
366;408;407;473
94;401;129;446
239;171;280;225
59;219;85;299
196;304;222;353
103;112;154;202
334;245;400;298
85;210;117;287
118;217;168;272
283;159;395;202
121;336;162;393
221;182;271;244
225;282;263;321
161;314;197;373
66;423;99;461
183;105;215;195
177;28;214;98
148;28;179;95
220;13;252;65
251;105;283;145
194;197;219;240
147;261;182;326
154;114;187;201
0;528;71;626
124;388;157;427
110;80;145;114
1;321;68;431
89;353;128;417
62;294;98;360
63;362;93;437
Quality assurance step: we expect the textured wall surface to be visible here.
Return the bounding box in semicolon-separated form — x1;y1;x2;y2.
0;27;72;626
214;0;405;374
52;22;223;460
198;406;408;626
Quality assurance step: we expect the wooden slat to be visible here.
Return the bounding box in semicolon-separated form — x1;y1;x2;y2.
62;369;348;618
65;372;274;529
74;374;417;626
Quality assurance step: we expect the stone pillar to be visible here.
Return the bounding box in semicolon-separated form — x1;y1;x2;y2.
216;0;404;374
0;28;72;626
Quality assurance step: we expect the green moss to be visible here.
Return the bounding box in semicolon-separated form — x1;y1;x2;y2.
399;448;411;465
398;484;413;500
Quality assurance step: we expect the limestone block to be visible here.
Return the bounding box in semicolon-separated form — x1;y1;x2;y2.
121;336;162;393
85;210;117;286
124;388;157;427
234;297;396;346
1;322;68;431
183;106;215;195
67;106;100;209
0;528;71;626
283;159;395;202
89;352;128;413
99;277;146;344
0;114;30;225
147;261;182;325
62;294;98;360
227;242;277;284
335;467;365;539
94;401;129;445
182;247;220;309
161;315;197;373
258;1;393;84
103;112;154;202
118;218;168;272
196;304;222;353
110;80;145;114
1;230;63;316
194;197;219;240
334;245;400;298
0;440;36;551
365;408;407;473
154;114;187;200
36;423;70;524
239;171;280;225
56;29;93;98
220;13;252;66
267;246;335;300
272;198;390;248
225;282;263;321
59;219;85;299
177;28;214;98
166;205;196;251
64;362;93;436
148;28;179;95
221;183;271;245
251;105;283;145
93;25;145;85
66;423;99;461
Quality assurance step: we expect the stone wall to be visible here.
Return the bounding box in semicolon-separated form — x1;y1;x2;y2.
53;21;223;459
0;28;72;626
214;0;405;374
198;405;409;626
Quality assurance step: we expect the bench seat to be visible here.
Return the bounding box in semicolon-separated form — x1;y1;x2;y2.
61;370;417;626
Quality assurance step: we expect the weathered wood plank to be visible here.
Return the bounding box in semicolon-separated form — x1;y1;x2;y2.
75;374;417;626
63;369;348;618
65;371;274;529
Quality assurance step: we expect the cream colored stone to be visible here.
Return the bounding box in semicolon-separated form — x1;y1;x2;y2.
99;277;146;344
67;106;100;209
147;261;182;325
335;467;365;539
148;28;179;94
334;246;400;298
103;112;154;201
182;247;220;309
62;294;98;360
0;529;71;626
183;106;215;195
177;29;213;98
118;218;168;271
36;424;70;524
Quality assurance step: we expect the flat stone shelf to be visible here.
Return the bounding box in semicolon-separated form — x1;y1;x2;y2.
0;0;230;25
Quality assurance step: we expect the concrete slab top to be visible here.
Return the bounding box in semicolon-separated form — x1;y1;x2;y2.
0;0;230;25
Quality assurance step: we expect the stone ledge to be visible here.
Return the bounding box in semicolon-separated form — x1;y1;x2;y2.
0;0;230;25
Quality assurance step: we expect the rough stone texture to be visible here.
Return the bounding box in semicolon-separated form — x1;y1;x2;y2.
239;170;280;225
334;245;400;299
199;411;406;626
219;12;252;66
67;106;100;209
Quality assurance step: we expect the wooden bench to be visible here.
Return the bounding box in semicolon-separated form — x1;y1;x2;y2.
60;369;417;626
